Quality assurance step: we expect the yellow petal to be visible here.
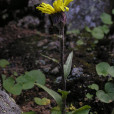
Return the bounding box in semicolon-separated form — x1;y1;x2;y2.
64;0;73;6
65;7;69;11
36;3;55;14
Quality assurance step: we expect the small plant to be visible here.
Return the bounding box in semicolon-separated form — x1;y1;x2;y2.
87;62;114;104
1;0;91;113
85;10;114;40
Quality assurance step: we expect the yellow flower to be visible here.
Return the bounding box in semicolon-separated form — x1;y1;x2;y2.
36;0;73;14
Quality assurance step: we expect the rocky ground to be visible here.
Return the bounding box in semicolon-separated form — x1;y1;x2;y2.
0;21;114;114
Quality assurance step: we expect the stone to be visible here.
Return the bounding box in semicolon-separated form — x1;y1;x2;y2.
66;0;110;30
51;67;59;74
17;15;40;29
0;90;22;114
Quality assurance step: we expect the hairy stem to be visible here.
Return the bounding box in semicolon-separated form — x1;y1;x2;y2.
59;24;66;114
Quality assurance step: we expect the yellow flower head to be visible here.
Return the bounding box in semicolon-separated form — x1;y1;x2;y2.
36;0;73;14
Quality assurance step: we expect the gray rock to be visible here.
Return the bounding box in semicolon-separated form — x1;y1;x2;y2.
55;76;62;83
0;90;22;114
17;15;40;29
51;67;59;74
66;0;110;30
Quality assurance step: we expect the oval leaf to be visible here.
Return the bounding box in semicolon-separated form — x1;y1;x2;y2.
88;84;99;91
100;13;113;25
26;70;46;85
64;51;73;79
22;82;34;90
108;66;114;77
3;77;22;95
34;97;50;105
96;62;110;76
91;27;104;39
105;82;114;93
10;83;22;95
0;59;9;68
96;90;112;103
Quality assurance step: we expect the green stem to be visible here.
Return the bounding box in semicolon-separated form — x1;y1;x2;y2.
59;24;66;114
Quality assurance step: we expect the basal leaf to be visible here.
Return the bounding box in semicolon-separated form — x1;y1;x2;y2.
96;90;112;103
86;93;93;99
10;83;22;95
22;82;34;90
0;59;9;68
91;27;104;39
88;84;99;91
100;13;113;25
3;77;22;95
3;77;15;91
96;62;110;76
100;25;109;34
34;97;50;105
108;66;114;77
105;82;114;93
26;70;46;85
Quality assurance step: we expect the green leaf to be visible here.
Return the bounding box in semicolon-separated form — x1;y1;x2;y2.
26;70;46;85
85;26;91;32
51;106;61;114
10;83;22;95
76;40;84;46
35;83;62;107
0;59;9;68
111;108;114;114
67;29;80;35
86;93;93;99
88;84;99;91
3;77;22;95
96;90;112;103
41;53;59;64
34;97;50;105
2;74;6;81
91;27;104;39
51;110;61;114
100;25;109;34
108;66;114;77
3;77;15;90
96;62;110;76
105;82;114;93
22;82;34;90
13;71;18;76
73;105;91;114
112;9;114;15
16;75;28;83
22;112;36;114
64;51;73;79
100;13;113;25
58;89;70;100
108;93;114;101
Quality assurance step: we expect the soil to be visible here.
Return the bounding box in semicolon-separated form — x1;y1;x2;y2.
0;23;114;114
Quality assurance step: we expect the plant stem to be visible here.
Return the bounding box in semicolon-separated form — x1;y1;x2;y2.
59;24;66;114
